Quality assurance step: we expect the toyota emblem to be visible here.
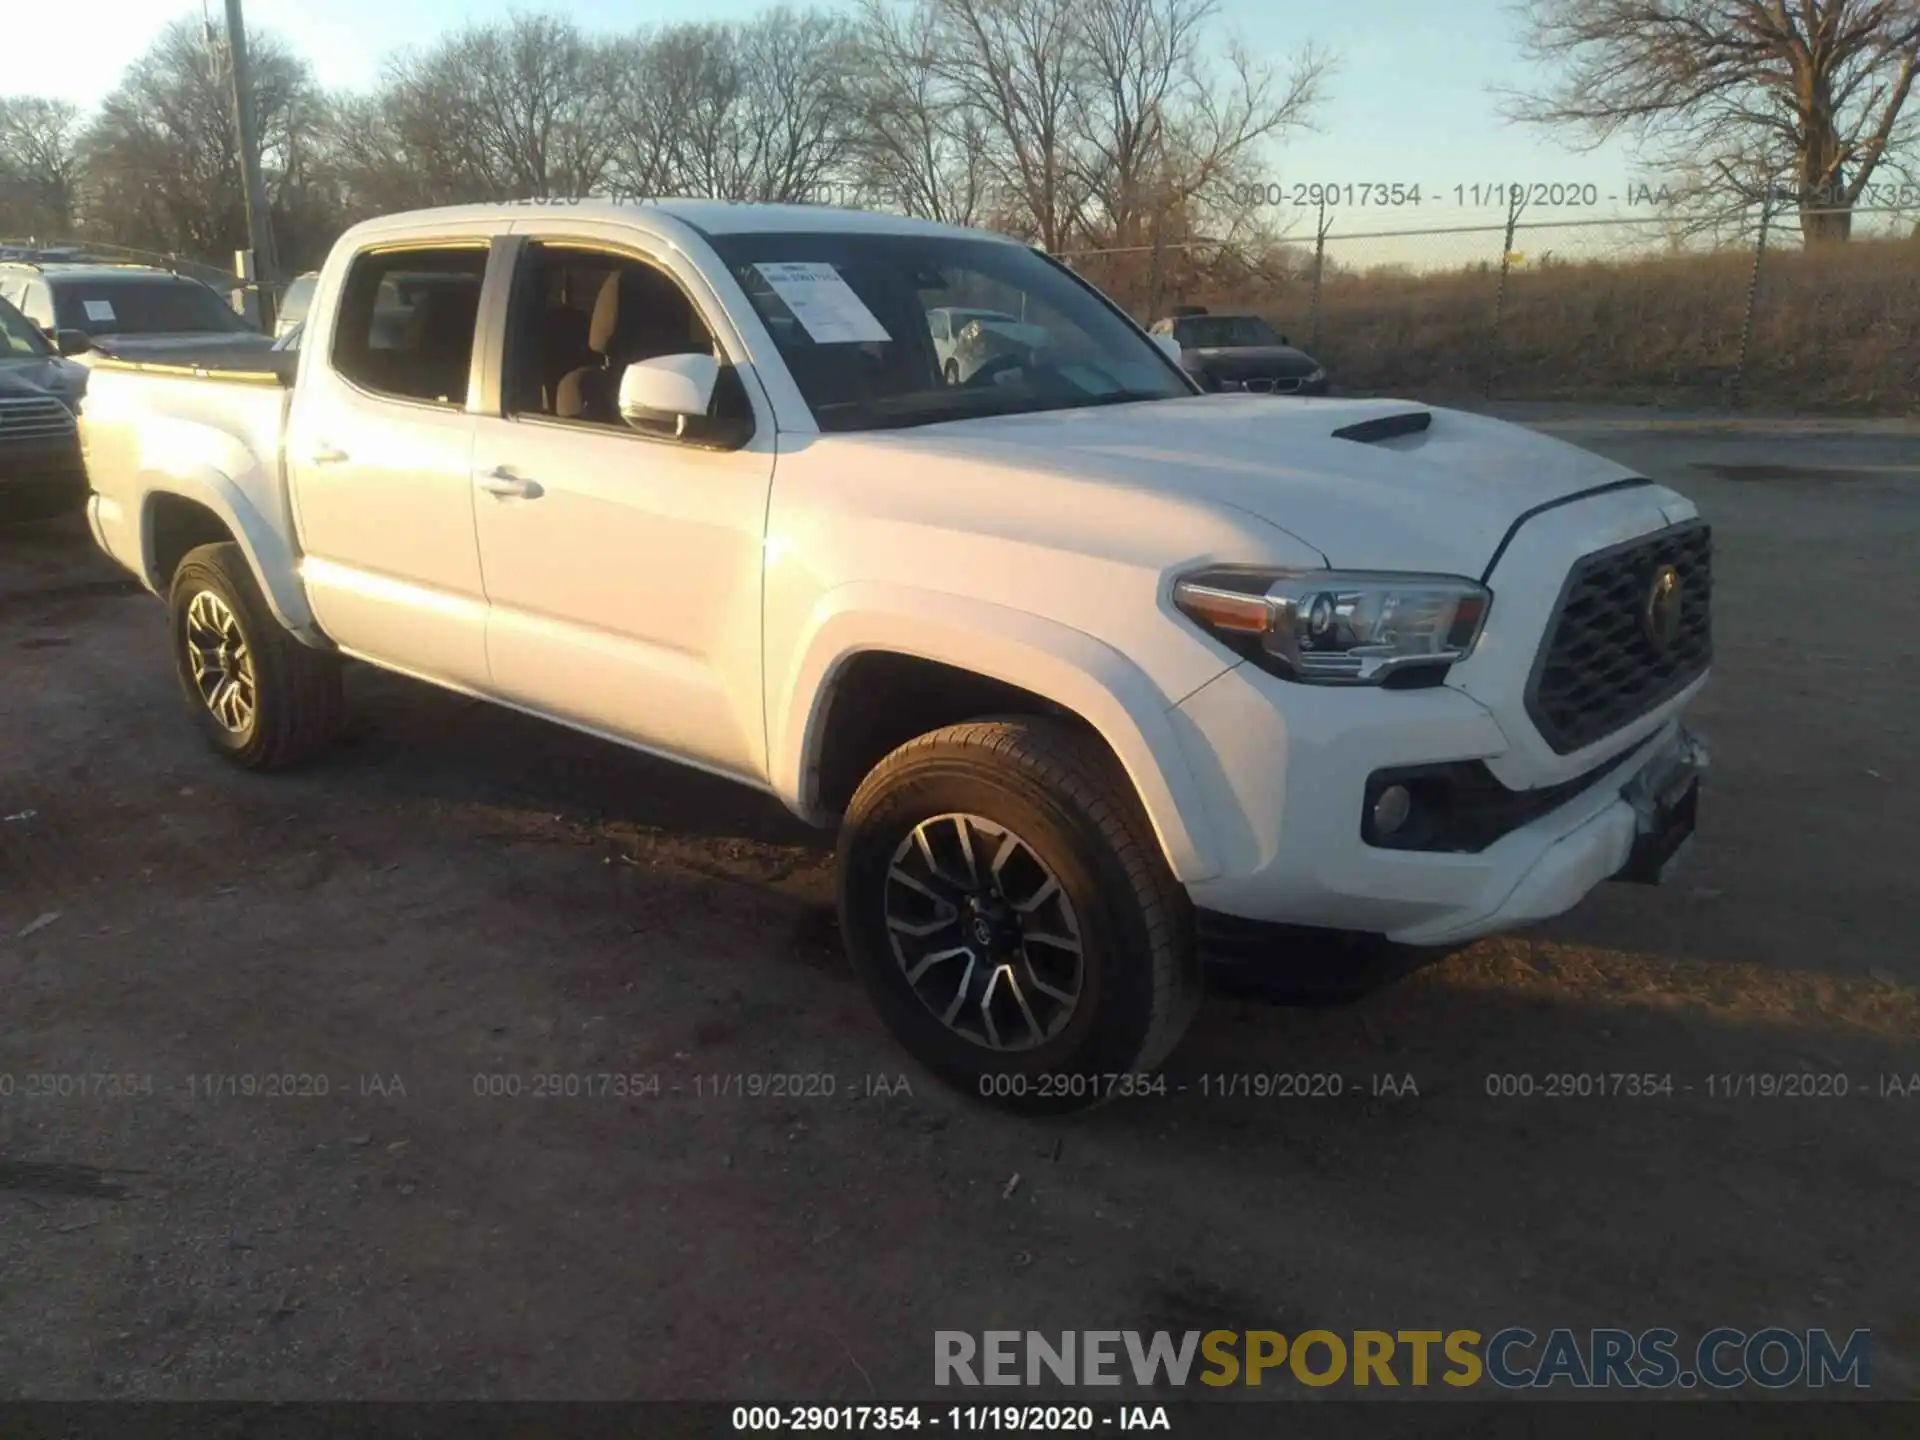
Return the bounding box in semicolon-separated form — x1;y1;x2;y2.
1643;564;1683;650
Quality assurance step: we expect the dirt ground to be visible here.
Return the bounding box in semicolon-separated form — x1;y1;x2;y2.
2;408;1916;1403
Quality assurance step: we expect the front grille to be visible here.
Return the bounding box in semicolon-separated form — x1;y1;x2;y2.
0;394;77;443
1526;520;1712;754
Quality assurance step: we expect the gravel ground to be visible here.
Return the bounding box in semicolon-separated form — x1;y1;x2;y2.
1;410;1916;1403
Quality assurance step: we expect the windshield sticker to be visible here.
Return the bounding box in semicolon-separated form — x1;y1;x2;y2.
83;299;117;324
752;262;890;345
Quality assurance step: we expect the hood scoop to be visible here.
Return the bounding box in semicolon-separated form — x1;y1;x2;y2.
1331;410;1432;445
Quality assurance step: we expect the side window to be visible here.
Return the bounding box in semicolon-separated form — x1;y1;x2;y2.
330;246;488;406
505;243;745;441
23;281;55;331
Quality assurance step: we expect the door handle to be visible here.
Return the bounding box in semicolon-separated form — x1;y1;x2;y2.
311;445;349;465
474;467;543;499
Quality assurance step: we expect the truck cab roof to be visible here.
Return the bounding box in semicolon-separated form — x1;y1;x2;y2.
341;199;1027;249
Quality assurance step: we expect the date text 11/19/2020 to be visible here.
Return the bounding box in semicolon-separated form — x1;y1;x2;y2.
1226;181;1726;210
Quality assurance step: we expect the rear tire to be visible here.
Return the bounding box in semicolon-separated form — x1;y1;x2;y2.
167;542;345;770
837;716;1200;1113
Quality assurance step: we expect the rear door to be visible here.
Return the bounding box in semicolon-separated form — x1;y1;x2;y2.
466;231;777;783
284;232;499;690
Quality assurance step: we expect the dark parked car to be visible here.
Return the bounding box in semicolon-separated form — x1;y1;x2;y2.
0;261;273;362
0;295;86;522
1148;308;1328;395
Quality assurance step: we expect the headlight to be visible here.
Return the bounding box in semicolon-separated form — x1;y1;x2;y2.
1304;367;1326;384
1172;565;1491;685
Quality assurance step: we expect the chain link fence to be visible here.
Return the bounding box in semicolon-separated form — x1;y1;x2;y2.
1065;202;1920;414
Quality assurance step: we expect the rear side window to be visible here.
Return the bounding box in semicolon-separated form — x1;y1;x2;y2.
0;296;51;357
278;274;318;328
330;246;489;407
20;281;55;331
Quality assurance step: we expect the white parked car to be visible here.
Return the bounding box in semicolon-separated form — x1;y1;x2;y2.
77;201;1710;1109
926;305;1051;384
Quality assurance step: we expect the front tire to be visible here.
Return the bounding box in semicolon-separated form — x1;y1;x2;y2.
167;542;345;770
837;717;1200;1113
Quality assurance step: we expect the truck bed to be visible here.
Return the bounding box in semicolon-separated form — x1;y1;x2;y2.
80;347;298;607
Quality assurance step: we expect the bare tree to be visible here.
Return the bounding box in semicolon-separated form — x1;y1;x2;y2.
603;31;686;200
0;98;84;237
1076;0;1326;311
849;0;1322;307
849;0;994;223
81;18;324;263
347;15;617;206
926;0;1098;249
1509;0;1920;243
627;11;860;202
734;9;864;202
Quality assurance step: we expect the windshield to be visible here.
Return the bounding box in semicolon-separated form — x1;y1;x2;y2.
1174;315;1282;348
0;296;52;358
55;276;252;336
707;232;1192;432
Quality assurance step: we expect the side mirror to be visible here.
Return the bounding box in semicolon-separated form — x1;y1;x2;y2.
618;352;751;449
54;328;92;357
1279;334;1291;346
1152;332;1183;363
620;353;718;425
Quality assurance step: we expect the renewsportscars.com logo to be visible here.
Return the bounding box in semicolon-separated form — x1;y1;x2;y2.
934;1328;1872;1390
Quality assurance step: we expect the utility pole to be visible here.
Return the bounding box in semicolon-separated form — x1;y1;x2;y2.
223;0;278;332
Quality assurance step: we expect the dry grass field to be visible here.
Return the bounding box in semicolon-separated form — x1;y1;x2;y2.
1099;230;1920;414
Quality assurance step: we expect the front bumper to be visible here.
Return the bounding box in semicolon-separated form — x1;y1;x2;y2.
0;437;87;514
1170;659;1704;948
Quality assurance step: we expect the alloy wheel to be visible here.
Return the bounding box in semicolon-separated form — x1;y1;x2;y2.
183;589;257;734
883;812;1084;1051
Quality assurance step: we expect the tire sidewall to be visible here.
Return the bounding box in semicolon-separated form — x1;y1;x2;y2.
839;752;1163;1111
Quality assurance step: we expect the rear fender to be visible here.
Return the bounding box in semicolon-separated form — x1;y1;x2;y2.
131;417;316;637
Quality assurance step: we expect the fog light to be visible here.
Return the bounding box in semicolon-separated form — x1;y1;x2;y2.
1372;784;1413;837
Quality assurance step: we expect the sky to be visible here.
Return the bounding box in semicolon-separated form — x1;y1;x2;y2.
12;0;1684;259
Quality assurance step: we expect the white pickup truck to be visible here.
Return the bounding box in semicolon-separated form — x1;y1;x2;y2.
79;201;1710;1109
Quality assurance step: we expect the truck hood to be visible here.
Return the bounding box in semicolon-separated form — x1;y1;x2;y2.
0;360;84;404
871;394;1650;576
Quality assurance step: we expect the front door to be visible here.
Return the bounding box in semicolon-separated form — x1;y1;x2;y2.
468;238;775;782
